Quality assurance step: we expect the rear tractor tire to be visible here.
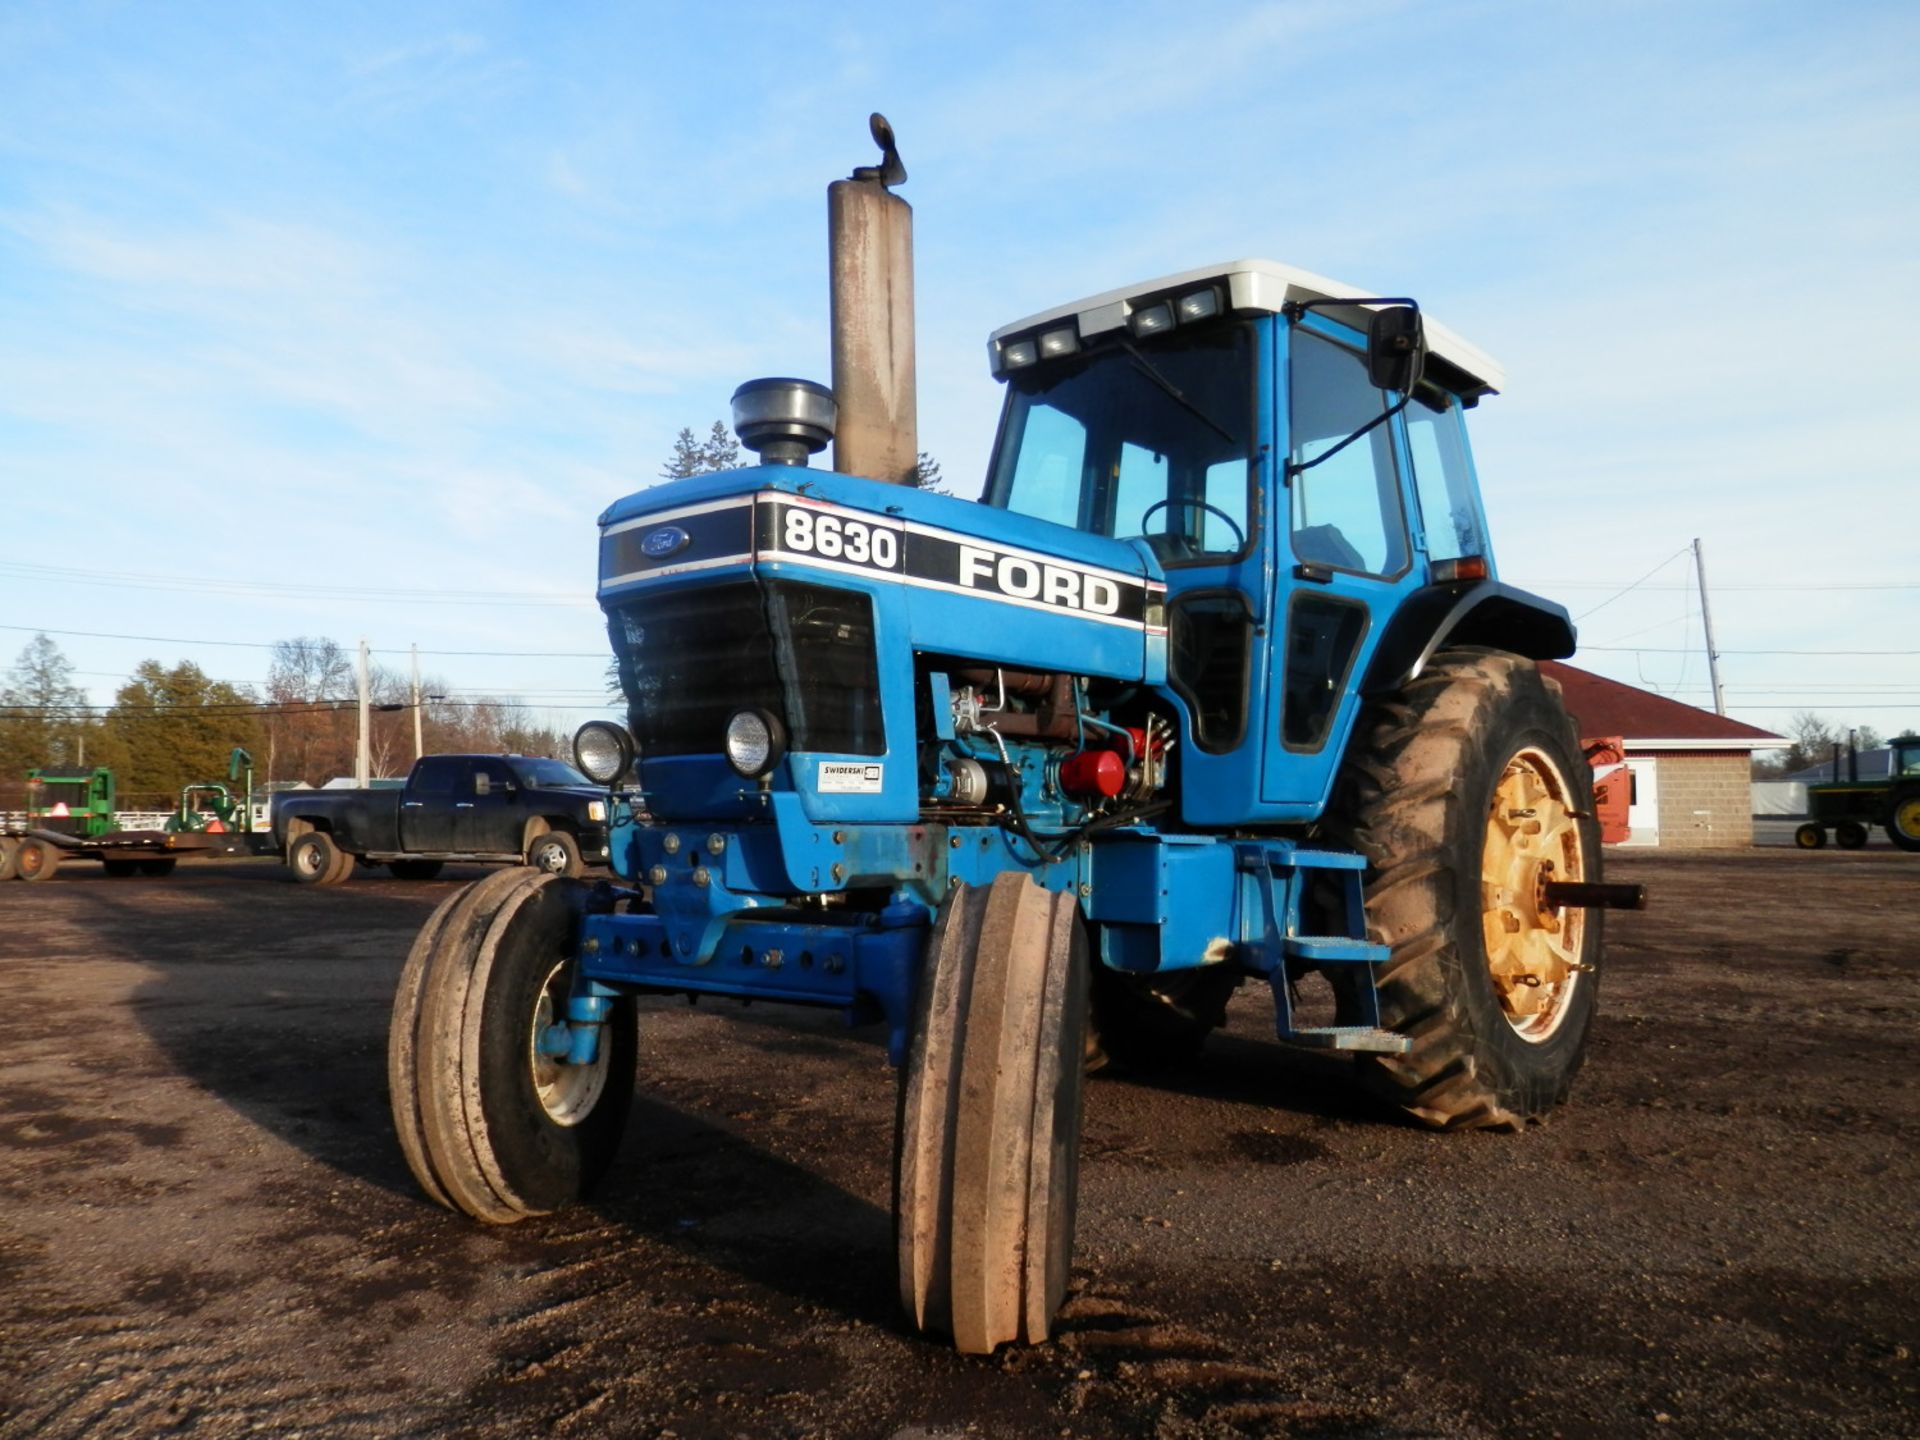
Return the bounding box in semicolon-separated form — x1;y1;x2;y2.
895;874;1089;1354
1887;792;1920;853
1795;824;1827;850
1329;647;1602;1131
526;830;584;879
388;869;636;1221
16;838;59;884
1834;821;1869;850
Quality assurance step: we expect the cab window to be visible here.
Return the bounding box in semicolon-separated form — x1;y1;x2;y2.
1288;328;1408;577
1404;391;1487;562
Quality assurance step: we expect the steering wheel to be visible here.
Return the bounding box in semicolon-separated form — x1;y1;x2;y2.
1137;497;1245;555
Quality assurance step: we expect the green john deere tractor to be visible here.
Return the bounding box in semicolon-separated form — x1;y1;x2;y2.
1796;734;1920;851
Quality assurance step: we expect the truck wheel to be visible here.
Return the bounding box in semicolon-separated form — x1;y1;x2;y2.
389;860;445;881
104;859;139;878
289;831;346;886
526;831;583;878
0;838;17;882
139;858;178;877
1834;821;1869;850
16;838;59;883
389;870;636;1221
1887;792;1920;853
1329;647;1601;1131
1087;964;1240;1073
895;874;1089;1354
1795;823;1827;850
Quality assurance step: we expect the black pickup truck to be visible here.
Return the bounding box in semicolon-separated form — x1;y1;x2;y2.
271;754;610;885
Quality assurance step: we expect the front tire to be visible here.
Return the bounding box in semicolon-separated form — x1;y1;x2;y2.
389;870;636;1220
1329;648;1601;1130
526;831;583;878
1795;823;1827;850
895;874;1089;1353
1835;820;1869;850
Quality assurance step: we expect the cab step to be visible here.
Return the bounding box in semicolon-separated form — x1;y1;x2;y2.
1281;934;1390;965
1283;1025;1411;1054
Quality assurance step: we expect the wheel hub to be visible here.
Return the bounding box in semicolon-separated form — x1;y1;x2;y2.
1481;748;1588;1042
528;959;608;1125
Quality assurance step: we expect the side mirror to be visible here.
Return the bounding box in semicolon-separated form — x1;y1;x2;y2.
1366;306;1425;393
473;773;491;796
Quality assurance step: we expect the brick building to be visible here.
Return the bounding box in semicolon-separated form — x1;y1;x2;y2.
1540;662;1785;850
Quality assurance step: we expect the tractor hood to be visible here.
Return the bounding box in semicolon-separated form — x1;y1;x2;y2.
598;465;1166;686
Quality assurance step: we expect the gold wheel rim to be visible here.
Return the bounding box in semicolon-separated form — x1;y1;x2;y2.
1896;798;1920;840
1482;747;1588;1044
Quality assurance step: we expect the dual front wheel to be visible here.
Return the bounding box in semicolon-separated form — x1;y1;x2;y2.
389;869;1090;1353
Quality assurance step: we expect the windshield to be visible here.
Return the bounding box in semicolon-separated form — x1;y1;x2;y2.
986;324;1254;564
511;758;593;788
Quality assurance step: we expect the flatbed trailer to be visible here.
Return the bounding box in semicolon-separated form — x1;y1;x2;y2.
0;825;269;882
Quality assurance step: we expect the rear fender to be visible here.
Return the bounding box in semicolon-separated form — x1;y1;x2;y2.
1360;581;1576;696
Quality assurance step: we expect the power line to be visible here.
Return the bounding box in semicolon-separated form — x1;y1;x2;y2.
1;623;606;659
1570;547;1693;621
0;560;593;608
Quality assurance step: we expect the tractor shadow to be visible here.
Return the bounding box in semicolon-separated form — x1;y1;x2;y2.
76;875;897;1331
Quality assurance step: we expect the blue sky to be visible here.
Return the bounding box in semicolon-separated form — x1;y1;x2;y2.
2;0;1915;741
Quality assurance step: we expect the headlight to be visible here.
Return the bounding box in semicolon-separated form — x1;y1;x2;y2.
586;800;607;823
573;720;634;785
724;707;788;778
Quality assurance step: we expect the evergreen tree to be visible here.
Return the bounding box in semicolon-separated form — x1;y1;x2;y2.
909;451;948;494
105;661;264;799
702;420;741;472
661;427;707;479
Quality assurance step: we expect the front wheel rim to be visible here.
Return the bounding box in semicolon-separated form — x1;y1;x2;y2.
528;959;608;1125
1481;746;1589;1044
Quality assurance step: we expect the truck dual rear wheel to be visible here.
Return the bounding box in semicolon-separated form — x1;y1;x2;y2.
16;838;59;884
526;831;584;878
389;869;636;1221
289;832;352;886
0;838;16;882
895;874;1089;1354
1330;648;1601;1130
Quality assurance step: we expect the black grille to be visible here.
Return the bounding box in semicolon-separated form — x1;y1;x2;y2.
610;580;882;758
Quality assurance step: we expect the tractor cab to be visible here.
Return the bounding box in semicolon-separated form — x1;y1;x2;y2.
981;260;1559;825
1894;735;1920;778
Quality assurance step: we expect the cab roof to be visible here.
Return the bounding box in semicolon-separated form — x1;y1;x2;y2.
988;258;1506;399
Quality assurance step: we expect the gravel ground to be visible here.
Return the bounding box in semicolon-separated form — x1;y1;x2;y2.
0;847;1915;1439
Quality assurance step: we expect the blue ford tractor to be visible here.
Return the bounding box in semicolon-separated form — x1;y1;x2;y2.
388;118;1640;1354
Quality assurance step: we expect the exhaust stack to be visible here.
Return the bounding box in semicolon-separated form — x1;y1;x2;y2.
828;114;917;485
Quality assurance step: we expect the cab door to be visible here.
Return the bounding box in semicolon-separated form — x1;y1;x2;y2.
1260;318;1424;812
401;756;464;851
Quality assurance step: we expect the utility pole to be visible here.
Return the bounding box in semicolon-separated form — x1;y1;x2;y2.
356;638;372;786
1693;537;1726;717
410;643;424;761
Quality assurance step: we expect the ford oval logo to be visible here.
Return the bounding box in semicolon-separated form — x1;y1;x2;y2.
641;525;690;559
